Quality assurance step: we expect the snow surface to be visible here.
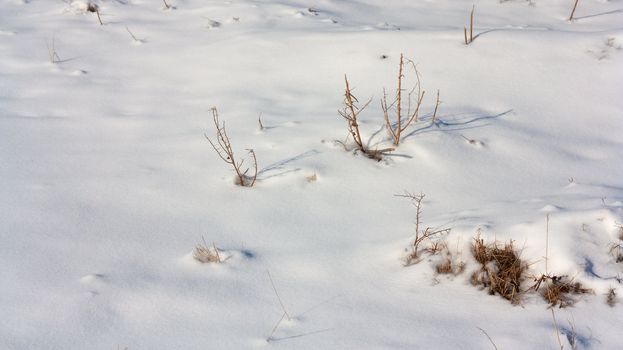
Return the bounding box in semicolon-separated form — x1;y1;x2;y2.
1;0;622;349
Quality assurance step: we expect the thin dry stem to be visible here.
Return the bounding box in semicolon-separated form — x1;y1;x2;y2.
569;0;580;21
205;107;258;187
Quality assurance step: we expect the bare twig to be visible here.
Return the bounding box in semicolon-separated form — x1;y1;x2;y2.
551;308;564;350
569;0;580;21
205;107;258;187
125;26;139;42
46;36;61;63
339;75;392;160
546;213;550;274
258;112;264;131
464;6;475;44
86;3;103;25
163;0;171;9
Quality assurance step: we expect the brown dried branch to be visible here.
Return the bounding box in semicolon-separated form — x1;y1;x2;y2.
339;75;393;160
205;107;258;187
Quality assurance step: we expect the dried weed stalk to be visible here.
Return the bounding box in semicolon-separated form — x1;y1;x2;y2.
397;192;451;265
609;224;623;263
470;235;528;304
569;0;580;21
205;107;257;187
606;287;617;307
381;55;439;146
464;5;475;45
339;75;394;160
86;2;103;25
531;274;593;308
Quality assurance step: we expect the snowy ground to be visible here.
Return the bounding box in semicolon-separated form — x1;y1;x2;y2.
1;0;623;349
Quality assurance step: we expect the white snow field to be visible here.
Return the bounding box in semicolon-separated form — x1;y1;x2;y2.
1;0;622;349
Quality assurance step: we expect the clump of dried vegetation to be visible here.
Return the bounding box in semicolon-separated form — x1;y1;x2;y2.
193;239;222;263
530;274;593;308
205;107;258;187
397;192;451;266
435;242;466;275
470;235;528;304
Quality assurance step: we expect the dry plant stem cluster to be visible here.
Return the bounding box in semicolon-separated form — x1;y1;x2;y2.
47;37;61;64
381;54;440;146
339;75;394;160
206;107;257;187
470;236;527;304
397;192;451;265
464;6;475;45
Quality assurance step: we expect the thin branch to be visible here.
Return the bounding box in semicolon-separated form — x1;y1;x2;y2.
477;327;499;350
569;0;580;21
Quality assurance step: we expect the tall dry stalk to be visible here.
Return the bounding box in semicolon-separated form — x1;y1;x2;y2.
381;54;426;146
569;0;580;21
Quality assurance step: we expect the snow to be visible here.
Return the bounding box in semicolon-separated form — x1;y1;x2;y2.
1;0;622;349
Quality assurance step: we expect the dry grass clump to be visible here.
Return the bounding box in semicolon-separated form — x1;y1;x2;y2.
606;287;617;307
193;240;222;263
470;236;528;304
531;274;593;308
433;242;466;275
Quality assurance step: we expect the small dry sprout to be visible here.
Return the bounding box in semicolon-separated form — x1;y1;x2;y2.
606;287;617;307
86;2;103;25
46;36;61;64
381;54;440;146
306;173;317;183
193;239;222;263
470;235;528;304
396;192;451;266
205;107;258;187
608;224;623;263
531;274;593;308
464;5;475;45
338;75;394;160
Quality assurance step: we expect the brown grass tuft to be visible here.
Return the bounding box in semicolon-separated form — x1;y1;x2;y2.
434;241;465;275
193;240;222;263
470;235;527;304
532;274;593;308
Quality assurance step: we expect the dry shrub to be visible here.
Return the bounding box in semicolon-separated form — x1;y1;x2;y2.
193;241;222;263
531;274;593;308
610;224;623;263
607;287;617;307
470;235;527;304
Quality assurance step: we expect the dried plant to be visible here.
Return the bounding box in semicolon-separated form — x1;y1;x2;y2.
435;242;466;275
381;55;439;146
610;224;623;262
339;75;394;160
86;2;103;25
470;235;528;304
531;274;593;308
464;5;475;45
193;239;221;263
163;0;171;9
205;107;258;187
396;192;451;265
569;0;580;21
46;36;61;64
606;287;617;307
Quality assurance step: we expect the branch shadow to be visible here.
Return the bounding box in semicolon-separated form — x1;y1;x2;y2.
268;328;334;342
575;9;623;20
257;150;320;180
403;109;513;140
